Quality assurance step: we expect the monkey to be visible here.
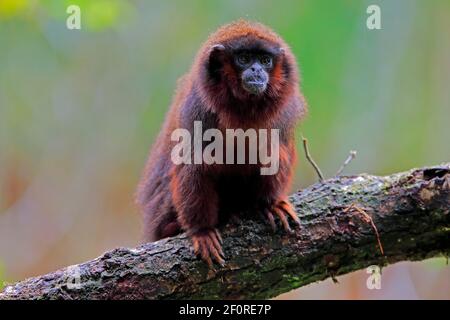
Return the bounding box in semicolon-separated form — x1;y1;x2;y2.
136;20;307;267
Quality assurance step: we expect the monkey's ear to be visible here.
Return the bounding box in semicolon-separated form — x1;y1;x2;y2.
278;47;285;55
210;44;226;52
207;44;225;78
208;44;226;59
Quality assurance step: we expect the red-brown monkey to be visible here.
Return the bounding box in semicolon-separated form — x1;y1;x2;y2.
137;20;307;267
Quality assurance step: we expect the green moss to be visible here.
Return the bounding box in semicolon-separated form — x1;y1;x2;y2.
282;274;302;288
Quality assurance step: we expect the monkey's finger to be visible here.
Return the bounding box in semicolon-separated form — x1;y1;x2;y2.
206;239;225;267
265;209;277;232
192;237;200;255
278;201;301;227
199;238;214;268
214;255;225;267
209;231;225;258
204;236;224;264
273;207;292;233
214;228;223;244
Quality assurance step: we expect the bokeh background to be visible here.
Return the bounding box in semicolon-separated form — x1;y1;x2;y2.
0;0;449;299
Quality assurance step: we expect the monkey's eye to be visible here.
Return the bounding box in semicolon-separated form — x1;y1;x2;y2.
259;55;273;67
236;53;251;66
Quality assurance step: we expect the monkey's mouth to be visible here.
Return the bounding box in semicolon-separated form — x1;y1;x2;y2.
242;77;268;95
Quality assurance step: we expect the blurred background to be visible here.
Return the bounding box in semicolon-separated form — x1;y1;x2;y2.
0;0;449;299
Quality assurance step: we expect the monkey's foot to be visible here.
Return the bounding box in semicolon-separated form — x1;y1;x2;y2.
264;199;301;233
191;228;225;268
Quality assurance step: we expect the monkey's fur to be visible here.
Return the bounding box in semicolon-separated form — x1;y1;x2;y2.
137;20;307;266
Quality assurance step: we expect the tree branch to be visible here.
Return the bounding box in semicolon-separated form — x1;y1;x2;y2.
1;163;449;300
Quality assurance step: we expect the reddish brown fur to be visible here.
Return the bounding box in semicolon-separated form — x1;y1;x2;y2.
136;20;307;266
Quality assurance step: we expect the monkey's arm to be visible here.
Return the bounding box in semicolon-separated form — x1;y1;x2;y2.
171;164;224;266
258;141;301;232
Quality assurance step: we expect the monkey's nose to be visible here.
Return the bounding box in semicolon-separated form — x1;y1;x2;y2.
250;63;263;73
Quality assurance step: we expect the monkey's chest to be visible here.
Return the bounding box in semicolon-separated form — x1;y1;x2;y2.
200;128;280;176
215;172;266;213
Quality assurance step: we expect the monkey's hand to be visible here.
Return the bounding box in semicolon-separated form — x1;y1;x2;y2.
264;199;301;233
191;228;225;268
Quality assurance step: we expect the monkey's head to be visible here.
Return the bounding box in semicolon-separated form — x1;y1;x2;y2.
195;20;300;118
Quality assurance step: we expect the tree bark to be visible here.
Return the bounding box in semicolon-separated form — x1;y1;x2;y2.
1;164;449;300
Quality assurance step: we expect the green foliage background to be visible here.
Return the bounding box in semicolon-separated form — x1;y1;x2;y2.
0;0;448;298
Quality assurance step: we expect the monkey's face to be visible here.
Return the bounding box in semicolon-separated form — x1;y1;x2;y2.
234;51;271;95
206;39;288;100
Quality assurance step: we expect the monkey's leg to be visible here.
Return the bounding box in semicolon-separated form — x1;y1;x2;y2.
172;167;225;267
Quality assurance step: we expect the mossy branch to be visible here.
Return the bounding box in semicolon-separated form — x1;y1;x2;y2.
1;164;449;300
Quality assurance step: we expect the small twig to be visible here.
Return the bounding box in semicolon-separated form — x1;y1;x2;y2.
344;204;384;255
330;273;339;284
335;150;357;176
302;136;324;182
